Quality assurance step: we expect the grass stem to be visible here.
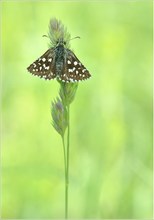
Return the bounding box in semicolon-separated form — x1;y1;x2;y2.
66;105;70;219
62;136;67;219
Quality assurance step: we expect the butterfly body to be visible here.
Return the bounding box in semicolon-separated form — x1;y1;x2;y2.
55;43;66;76
27;40;91;82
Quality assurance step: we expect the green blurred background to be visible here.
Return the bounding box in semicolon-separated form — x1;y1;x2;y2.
1;1;153;219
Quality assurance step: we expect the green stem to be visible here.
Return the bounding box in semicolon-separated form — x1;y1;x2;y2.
62;136;67;219
66;105;70;219
62;105;70;219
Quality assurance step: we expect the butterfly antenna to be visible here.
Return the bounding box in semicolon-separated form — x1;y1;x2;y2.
70;36;80;41
42;34;49;38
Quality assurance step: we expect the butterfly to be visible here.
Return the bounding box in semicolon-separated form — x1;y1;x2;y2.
27;39;91;83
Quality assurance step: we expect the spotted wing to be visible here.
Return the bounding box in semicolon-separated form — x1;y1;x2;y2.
58;49;91;83
27;48;56;80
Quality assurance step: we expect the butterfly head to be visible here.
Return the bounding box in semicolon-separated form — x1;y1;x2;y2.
55;38;67;47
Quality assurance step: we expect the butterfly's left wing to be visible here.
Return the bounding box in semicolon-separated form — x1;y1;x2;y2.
58;49;91;83
27;48;56;80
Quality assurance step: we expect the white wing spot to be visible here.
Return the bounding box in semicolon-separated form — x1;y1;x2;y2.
67;60;71;64
42;58;46;62
48;58;52;62
40;66;42;70
68;69;73;73
82;69;86;73
76;70;79;74
74;61;78;65
45;66;49;70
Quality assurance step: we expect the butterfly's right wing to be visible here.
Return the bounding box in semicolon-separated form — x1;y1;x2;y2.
58;48;91;82
27;48;56;80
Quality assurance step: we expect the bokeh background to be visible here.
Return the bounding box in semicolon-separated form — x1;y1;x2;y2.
1;1;153;219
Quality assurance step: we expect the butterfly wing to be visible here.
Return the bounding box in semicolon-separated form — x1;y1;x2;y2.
27;48;56;80
58;49;91;82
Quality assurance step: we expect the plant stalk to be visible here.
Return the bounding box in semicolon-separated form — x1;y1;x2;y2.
62;105;70;219
66;105;70;219
62;136;67;219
